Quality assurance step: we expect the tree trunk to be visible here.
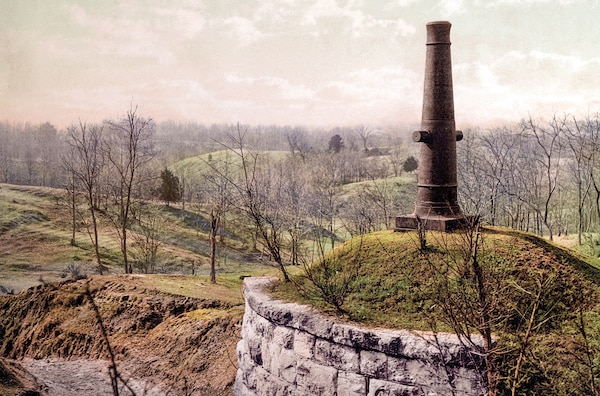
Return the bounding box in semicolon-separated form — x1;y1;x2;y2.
210;210;217;284
70;178;76;246
91;207;103;275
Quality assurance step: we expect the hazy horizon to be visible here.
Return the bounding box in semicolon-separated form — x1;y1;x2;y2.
2;0;600;130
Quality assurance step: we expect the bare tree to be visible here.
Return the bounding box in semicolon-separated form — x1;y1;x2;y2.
63;122;106;274
519;115;565;240
308;153;343;250
219;123;291;282
579;113;600;230
565;115;596;244
356;124;372;152
200;151;236;283
285;126;310;161
105;106;155;274
130;204;164;274
280;155;310;266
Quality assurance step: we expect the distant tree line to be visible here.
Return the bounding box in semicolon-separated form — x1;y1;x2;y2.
458;112;600;246
0;121;406;189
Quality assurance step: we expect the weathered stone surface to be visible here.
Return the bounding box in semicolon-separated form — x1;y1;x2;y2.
235;277;487;396
293;328;315;360
295;359;338;395
273;325;294;349
360;349;388;378
276;347;298;384
368;378;424;396
387;356;415;385
234;369;256;396
338;371;367;395
314;338;359;371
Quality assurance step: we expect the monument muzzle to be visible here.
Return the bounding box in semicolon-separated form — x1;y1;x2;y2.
395;21;473;232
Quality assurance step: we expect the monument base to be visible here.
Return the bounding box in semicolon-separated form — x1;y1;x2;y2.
394;214;476;232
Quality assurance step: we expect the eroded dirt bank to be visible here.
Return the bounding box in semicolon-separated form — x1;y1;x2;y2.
0;275;243;396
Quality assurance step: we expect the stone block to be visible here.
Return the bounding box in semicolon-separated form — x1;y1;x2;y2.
314;338;360;372
404;359;438;388
234;369;256;396
247;364;290;396
273;325;294;349
367;378;424;396
254;312;276;339
244;365;260;391
293;308;335;338
360;349;388;379
256;374;290;396
236;339;254;374
331;323;381;349
261;338;278;373
296;359;338;395
274;346;298;385
387;356;415;385
337;371;367;395
450;367;486;395
247;333;263;366
293;329;315;359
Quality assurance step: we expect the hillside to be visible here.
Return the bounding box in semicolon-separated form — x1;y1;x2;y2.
0;183;279;395
0;183;273;294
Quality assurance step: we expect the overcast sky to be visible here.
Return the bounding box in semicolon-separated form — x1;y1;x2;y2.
2;0;600;130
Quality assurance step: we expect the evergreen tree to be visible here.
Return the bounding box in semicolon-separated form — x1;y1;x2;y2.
158;168;180;206
328;134;345;153
403;156;418;173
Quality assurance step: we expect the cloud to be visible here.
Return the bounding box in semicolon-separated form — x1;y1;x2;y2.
219;16;265;46
63;3;177;64
453;49;600;123
298;0;414;38
486;0;584;5
152;6;206;39
319;67;420;102
223;73;314;101
438;0;467;16
349;13;415;38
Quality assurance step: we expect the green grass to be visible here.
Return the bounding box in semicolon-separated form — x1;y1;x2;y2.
273;227;600;394
171;149;290;179
275;228;600;330
136;271;280;305
0;183;274;293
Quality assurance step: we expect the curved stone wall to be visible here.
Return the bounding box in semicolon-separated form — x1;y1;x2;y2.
235;277;486;396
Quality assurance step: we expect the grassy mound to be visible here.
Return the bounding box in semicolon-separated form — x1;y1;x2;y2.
276;227;600;395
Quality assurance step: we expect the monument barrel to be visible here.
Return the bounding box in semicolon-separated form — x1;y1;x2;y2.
395;21;473;232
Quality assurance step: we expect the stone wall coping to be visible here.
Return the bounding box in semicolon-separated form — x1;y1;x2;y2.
243;276;485;367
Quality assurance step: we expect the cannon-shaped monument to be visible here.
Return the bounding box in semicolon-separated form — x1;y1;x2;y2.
395;21;472;232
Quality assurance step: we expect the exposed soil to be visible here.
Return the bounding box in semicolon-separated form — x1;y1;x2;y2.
0;275;243;395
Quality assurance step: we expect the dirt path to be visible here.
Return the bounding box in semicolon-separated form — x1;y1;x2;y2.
22;358;165;396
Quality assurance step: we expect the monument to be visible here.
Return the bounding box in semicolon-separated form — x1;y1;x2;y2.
395;21;472;232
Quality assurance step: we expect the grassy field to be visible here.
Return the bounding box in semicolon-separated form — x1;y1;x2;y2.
0;183;275;294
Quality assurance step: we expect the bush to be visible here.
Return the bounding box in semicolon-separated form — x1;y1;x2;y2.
63;263;86;280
